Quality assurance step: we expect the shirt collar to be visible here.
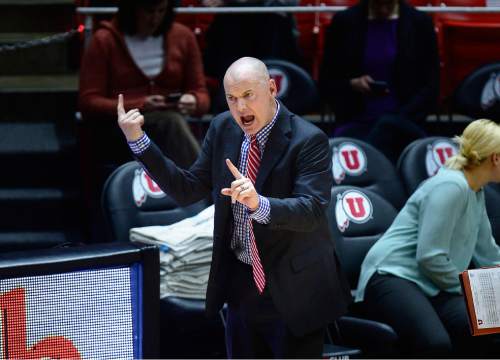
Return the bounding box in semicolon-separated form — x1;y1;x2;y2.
245;99;280;145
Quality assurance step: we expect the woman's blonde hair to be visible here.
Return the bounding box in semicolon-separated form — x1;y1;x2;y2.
446;119;500;170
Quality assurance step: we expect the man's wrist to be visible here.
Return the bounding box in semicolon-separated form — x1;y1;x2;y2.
128;132;151;155
126;130;145;142
249;195;270;224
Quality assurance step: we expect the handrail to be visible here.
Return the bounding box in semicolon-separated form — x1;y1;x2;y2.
77;5;500;45
76;5;500;14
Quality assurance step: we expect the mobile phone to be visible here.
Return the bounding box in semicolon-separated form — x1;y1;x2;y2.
370;81;389;94
167;92;182;102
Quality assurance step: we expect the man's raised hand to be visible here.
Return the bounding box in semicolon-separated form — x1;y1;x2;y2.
221;159;259;211
117;94;145;141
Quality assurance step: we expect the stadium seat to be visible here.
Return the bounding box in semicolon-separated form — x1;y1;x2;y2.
397;136;458;195
330;137;407;209
296;0;339;80
484;183;500;244
177;0;214;52
327;186;399;356
437;20;500;101
101;161;225;358
453;62;500;120
398;138;500;245
102;161;210;243
265;59;320;115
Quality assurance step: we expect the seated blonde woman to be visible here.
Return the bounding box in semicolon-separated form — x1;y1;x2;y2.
356;119;500;357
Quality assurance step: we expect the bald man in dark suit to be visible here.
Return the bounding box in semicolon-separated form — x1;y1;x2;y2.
118;57;351;358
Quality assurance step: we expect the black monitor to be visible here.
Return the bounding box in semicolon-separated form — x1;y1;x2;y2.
0;243;159;359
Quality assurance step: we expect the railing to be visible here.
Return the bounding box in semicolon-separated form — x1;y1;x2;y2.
77;5;500;44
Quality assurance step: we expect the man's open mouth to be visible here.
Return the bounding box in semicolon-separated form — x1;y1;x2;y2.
241;115;255;126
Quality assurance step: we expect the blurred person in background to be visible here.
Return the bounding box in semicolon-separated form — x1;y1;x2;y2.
79;0;209;185
356;119;500;357
320;0;439;163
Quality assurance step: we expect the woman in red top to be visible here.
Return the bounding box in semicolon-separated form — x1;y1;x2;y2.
79;0;210;174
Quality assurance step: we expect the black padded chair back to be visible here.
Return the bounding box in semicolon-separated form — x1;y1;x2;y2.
330;137;407;209
453;62;500;120
265;59;319;115
485;183;500;244
328;186;398;289
397;137;459;195
102;161;209;242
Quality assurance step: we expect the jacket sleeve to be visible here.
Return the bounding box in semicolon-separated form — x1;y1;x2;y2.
78;31;145;118
134;118;216;206
182;29;210;116
266;131;333;232
398;14;439;119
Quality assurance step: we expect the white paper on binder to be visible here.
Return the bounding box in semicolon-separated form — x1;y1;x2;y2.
468;268;500;329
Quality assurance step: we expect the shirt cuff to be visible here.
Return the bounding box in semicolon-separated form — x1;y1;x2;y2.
249;195;271;224
128;132;150;155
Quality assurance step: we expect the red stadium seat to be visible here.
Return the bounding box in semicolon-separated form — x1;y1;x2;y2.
438;20;500;101
408;0;500;104
177;0;214;52
296;0;354;80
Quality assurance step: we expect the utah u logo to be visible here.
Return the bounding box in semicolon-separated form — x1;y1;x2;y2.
142;172;162;194
268;68;289;98
0;288;81;359
335;189;373;232
434;146;454;165
133;168;166;207
332;143;367;184
345;197;366;218
341;149;361;170
425;140;458;177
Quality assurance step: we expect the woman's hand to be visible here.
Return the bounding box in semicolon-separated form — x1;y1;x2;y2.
143;95;167;112
350;75;374;94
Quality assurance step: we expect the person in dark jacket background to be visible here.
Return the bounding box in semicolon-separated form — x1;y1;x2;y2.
320;0;439;163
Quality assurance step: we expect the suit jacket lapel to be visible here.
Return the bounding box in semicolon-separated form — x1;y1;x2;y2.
255;103;291;192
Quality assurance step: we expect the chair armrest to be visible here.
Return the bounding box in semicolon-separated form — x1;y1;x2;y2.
334;315;399;356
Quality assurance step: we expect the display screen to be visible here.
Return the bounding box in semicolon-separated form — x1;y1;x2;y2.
0;265;143;359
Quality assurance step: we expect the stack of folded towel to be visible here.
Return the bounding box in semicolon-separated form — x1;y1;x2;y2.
130;205;214;299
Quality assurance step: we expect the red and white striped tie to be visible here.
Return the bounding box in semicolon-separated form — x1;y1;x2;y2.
246;135;266;293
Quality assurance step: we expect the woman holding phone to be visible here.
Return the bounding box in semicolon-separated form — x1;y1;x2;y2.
79;0;209;171
320;0;439;163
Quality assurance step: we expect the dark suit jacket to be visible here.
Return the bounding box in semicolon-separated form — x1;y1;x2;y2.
135;103;351;336
320;0;439;123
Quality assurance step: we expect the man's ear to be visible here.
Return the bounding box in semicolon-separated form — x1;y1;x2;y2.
269;78;277;97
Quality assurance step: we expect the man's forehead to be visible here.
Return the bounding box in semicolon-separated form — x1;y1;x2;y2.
224;76;264;94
